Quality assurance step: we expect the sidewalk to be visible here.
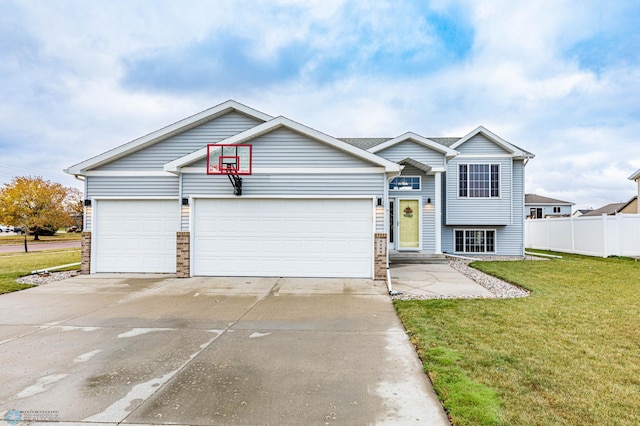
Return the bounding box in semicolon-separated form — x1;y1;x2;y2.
390;263;494;298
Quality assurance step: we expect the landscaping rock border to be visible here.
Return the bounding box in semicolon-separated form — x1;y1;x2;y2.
17;270;80;285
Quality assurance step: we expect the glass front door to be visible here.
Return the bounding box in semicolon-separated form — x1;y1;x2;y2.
398;199;420;249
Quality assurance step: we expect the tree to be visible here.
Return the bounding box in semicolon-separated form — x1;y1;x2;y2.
64;187;84;228
0;177;76;249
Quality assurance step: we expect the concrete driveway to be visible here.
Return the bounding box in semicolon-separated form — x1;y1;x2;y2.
0;275;449;425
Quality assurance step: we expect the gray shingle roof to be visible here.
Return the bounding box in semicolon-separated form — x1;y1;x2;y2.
525;194;574;205
397;158;432;173
582;202;627;216
338;138;392;150
338;137;462;150
339;135;534;157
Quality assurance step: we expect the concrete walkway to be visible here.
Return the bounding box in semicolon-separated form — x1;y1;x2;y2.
390;263;493;298
0;274;450;425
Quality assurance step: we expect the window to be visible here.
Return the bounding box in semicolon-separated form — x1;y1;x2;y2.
553;206;561;213
454;230;496;253
389;176;420;191
530;208;542;219
458;164;500;197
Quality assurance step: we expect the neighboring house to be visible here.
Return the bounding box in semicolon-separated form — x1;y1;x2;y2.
524;194;574;218
619;196;638;214
573;209;593;217
65;100;534;279
627;168;640;213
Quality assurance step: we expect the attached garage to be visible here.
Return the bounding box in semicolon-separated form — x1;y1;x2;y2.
93;200;179;273
192;198;374;278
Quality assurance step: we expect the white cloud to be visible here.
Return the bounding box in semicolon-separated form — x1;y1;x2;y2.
0;0;639;210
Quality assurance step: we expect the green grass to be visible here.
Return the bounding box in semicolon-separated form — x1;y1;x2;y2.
0;249;80;294
394;253;640;425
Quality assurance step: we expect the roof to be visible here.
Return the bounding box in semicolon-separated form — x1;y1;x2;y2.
450;126;535;159
340;128;534;159
582;202;628;216
164;116;402;173
397;158;432;173
525;194;574;205
629;168;640;181
366;132;459;157
339;137;462;150
575;209;593;214
65;100;273;175
338;138;392;150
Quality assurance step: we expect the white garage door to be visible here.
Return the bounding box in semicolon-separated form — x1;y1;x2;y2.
94;200;178;273
193;198;373;278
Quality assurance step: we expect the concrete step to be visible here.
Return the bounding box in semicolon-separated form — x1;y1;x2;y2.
389;252;449;264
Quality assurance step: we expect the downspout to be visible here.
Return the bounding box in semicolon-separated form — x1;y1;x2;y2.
386;170;403;296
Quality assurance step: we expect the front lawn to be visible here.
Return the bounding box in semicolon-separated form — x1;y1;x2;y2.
394;253;640;426
0;249;80;294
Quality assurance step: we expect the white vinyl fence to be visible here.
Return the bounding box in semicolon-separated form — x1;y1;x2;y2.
525;214;640;257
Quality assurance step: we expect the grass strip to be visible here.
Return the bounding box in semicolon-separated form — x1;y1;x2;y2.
395;253;640;425
0;248;80;294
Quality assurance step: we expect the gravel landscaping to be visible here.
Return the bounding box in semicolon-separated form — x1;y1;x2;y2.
17;270;80;285
446;256;537;299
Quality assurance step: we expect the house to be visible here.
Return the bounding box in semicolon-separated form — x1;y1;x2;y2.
525;194;574;218
627;168;640;214
65;100;534;279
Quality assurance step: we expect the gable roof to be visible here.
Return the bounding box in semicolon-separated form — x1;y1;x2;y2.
164;116;402;173
525;194;574;205
65;100;273;175
629;168;640;181
582;201;628;216
397;158;432;173
450;126;534;159
365;132;458;157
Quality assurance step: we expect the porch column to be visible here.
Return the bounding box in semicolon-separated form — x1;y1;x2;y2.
434;171;442;254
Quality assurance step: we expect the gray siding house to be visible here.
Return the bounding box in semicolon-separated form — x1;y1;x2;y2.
525;194;574;218
65;100;534;279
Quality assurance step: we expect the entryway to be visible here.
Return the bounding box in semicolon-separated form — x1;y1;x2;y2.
390;198;421;251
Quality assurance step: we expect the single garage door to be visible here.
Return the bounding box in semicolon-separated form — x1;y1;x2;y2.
193;198;373;278
94;200;178;273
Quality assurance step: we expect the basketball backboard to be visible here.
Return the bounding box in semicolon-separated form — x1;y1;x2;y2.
207;144;252;175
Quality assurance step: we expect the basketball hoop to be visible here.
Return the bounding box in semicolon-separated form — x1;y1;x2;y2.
207;144;252;196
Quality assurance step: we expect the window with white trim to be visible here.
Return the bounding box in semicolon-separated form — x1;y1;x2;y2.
454;229;496;253
458;164;500;198
553;206;561;213
389;176;421;191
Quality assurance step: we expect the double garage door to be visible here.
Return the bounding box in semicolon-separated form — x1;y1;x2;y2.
94;198;374;277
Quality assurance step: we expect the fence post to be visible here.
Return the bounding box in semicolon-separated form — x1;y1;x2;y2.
615;214;622;256
570;215;575;253
602;214;608;257
546;217;550;251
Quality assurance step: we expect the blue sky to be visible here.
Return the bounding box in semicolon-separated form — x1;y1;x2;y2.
1;0;639;209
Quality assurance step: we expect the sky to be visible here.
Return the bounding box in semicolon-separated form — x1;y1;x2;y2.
1;0;639;210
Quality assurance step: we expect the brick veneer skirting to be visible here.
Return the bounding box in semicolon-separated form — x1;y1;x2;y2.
176;232;190;278
81;232;91;274
374;233;388;280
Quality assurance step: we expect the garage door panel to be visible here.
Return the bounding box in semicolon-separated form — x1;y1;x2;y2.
95;200;178;273
193;198;373;278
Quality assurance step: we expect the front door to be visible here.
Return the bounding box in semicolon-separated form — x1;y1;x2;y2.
398;199;420;250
